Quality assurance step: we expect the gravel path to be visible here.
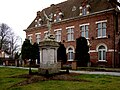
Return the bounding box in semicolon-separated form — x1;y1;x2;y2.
1;65;120;76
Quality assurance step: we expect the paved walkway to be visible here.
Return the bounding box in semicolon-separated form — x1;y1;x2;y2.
69;70;120;76
1;65;120;76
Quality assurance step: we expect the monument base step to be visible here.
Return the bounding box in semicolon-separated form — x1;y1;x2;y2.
38;68;60;74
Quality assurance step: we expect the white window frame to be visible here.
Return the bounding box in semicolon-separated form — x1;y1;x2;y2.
82;6;87;15
44;31;48;38
35;33;41;44
66;26;74;41
54;29;62;42
66;46;75;61
28;34;33;43
80;23;89;39
96;44;107;62
35;19;42;27
96;20;107;38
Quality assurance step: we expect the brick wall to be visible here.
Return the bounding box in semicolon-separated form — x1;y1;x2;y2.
25;11;120;67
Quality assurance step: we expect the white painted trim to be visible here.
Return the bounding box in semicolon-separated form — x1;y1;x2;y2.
79;6;82;9
95;20;107;24
66;46;75;53
35;32;41;35
79;23;90;27
89;49;117;53
54;14;56;16
96;43;107;51
28;34;33;36
96;36;108;39
66;26;75;29
39;18;42;21
98;60;107;62
35;20;37;22
54;28;62;32
87;11;90;14
54;19;56;22
108;49;117;52
35;25;37;27
59;18;62;21
89;50;97;53
68;60;74;61
44;31;48;33
59;12;63;15
79;13;82;16
86;4;90;8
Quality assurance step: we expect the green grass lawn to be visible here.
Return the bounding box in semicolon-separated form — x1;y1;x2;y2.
0;67;120;90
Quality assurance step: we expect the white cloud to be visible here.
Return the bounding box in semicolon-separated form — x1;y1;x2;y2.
0;0;66;41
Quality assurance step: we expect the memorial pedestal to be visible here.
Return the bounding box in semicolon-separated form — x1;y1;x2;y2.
38;35;60;74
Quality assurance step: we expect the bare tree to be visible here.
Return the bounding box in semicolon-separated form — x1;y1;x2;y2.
9;34;21;58
0;23;21;58
0;23;12;50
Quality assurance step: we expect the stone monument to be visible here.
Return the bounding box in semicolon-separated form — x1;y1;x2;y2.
38;11;60;74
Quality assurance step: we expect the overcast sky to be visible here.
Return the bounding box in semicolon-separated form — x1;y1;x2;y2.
0;0;66;42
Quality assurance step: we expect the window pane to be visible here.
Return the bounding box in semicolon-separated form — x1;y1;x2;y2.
98;45;106;61
67;28;74;41
81;32;84;37
68;48;74;60
70;52;73;60
102;28;106;36
71;34;74;40
81;26;84;31
36;34;40;44
56;15;60;22
86;30;88;38
55;30;61;42
67;34;71;41
82;7;86;15
99;51;102;60
68;52;70;60
98;29;101;37
58;35;61;42
85;25;88;30
98;23;101;29
103;23;106;28
103;51;106;60
67;29;71;33
71;28;74;33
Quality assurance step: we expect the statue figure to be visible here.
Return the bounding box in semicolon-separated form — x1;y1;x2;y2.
43;11;55;40
43;11;52;36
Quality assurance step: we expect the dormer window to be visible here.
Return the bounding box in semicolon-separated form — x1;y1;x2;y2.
54;6;63;22
79;4;91;16
56;15;60;22
35;18;42;27
82;6;87;15
54;12;63;22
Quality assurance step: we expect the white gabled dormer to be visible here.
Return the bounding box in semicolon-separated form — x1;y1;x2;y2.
54;6;64;22
79;4;91;16
35;11;43;27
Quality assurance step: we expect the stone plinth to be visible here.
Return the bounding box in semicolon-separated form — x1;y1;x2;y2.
38;35;60;74
38;62;61;74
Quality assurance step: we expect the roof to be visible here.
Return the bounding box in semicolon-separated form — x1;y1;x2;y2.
26;0;116;30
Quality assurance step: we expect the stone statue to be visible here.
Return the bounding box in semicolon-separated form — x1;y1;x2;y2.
43;11;55;40
43;11;52;36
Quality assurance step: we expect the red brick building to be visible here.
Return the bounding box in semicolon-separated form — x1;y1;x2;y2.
24;0;120;67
